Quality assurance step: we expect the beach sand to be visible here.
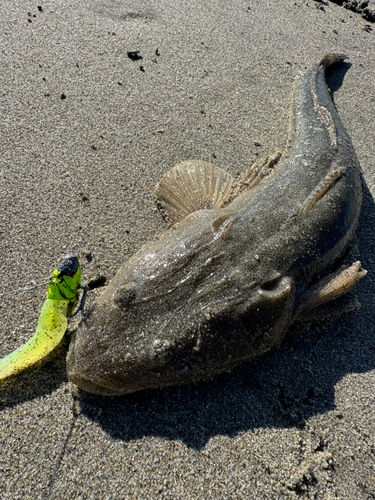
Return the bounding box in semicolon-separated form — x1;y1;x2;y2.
1;1;374;498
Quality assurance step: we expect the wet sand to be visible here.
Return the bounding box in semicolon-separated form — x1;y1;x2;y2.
1;1;374;498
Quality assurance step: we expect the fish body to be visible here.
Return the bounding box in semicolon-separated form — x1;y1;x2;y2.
67;55;365;396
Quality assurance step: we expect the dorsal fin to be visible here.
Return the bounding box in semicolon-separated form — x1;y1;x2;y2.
154;160;233;224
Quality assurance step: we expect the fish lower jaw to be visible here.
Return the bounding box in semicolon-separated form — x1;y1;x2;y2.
66;338;125;396
67;369;127;396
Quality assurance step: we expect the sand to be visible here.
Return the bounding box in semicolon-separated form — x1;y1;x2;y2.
1;0;374;498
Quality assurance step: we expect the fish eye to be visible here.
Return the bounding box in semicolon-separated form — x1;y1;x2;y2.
258;275;293;302
113;284;137;307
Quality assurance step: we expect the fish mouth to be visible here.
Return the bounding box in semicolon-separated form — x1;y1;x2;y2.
66;329;154;396
66;333;125;396
68;370;124;396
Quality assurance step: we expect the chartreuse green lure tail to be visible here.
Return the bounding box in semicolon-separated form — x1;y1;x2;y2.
0;255;81;380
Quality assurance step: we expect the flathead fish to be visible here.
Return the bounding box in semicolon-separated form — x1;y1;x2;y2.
67;54;366;395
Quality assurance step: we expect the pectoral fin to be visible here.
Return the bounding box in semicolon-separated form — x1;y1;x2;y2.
293;261;367;322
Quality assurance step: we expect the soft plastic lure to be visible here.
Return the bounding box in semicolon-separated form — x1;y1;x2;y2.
0;254;81;380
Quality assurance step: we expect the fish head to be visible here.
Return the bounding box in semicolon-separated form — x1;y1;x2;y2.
66;249;295;396
66;209;296;395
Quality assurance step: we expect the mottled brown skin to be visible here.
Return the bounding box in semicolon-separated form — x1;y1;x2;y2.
67;55;363;395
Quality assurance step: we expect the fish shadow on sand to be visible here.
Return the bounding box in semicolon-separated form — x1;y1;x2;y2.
77;184;375;450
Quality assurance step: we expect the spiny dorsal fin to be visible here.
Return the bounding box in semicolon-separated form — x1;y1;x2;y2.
154;160;233;224
225;152;282;205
